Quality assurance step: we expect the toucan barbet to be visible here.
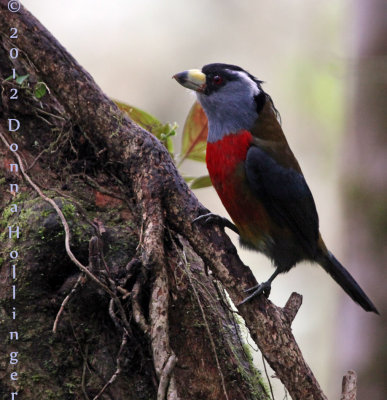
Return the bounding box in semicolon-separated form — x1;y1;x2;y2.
174;63;378;313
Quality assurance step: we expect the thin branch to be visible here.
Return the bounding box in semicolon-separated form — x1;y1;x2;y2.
93;333;128;400
52;273;83;333
262;354;275;400
81;344;91;400
108;299;122;331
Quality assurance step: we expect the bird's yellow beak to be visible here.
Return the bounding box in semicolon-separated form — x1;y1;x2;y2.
173;69;206;92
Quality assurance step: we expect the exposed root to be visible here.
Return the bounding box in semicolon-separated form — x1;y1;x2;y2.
139;193;179;399
175;239;229;400
132;277;150;335
157;353;178;400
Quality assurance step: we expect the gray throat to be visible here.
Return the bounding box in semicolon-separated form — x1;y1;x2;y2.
197;87;258;143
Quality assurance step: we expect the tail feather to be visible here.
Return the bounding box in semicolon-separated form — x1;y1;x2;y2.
318;251;379;314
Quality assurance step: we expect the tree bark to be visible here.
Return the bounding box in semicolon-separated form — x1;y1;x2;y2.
340;371;357;400
0;2;328;399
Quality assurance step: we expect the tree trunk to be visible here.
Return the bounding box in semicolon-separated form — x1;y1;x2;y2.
340;1;387;399
0;2;329;399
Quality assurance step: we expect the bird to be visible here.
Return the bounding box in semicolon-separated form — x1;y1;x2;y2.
173;63;378;313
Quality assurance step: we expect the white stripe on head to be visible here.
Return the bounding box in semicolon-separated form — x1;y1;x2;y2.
230;70;260;97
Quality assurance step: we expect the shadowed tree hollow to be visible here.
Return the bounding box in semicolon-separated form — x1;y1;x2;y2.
0;2;359;399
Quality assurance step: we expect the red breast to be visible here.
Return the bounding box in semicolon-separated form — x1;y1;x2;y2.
206;130;253;183
206;130;271;245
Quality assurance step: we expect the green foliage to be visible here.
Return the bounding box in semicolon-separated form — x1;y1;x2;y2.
114;99;212;190
5;73;48;100
189;175;212;190
5;73;29;85
15;74;29;85
34;82;48;99
114;100;176;155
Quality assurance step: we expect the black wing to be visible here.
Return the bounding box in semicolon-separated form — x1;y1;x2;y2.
245;145;319;256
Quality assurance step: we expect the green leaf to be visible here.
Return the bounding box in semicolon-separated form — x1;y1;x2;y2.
183;176;195;183
190;175;212;189
114;100;176;155
15;74;29;85
115;100;162;133
180;101;208;164
34;82;47;99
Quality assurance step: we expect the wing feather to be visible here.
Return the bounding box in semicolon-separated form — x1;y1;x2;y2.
245;145;319;256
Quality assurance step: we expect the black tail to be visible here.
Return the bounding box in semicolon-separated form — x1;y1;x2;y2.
318;251;379;314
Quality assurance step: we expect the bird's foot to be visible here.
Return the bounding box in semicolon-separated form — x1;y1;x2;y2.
193;213;239;234
238;281;272;305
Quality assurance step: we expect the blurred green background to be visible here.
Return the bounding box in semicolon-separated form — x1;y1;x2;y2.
22;1;386;398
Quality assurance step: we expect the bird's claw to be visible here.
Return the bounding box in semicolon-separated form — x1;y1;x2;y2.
193;212;224;226
193;213;215;225
238;281;272;305
193;213;239;234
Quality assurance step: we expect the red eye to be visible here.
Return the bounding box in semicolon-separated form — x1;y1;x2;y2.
212;75;223;85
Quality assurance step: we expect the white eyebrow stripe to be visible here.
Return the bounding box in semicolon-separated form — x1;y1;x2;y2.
227;69;260;96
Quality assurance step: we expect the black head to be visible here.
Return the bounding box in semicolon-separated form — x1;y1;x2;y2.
201;63;264;95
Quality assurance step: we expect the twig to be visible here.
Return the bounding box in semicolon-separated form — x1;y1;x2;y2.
108;299;122;331
117;285;131;299
26;127;70;171
81;173;126;202
35;107;67;121
26;148;47;171
93;333;128;400
81;344;91;400
262;354;275;400
52;273;83;333
212;278;239;314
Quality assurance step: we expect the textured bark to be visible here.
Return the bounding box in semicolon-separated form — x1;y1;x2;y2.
0;2;328;399
340;371;357;400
